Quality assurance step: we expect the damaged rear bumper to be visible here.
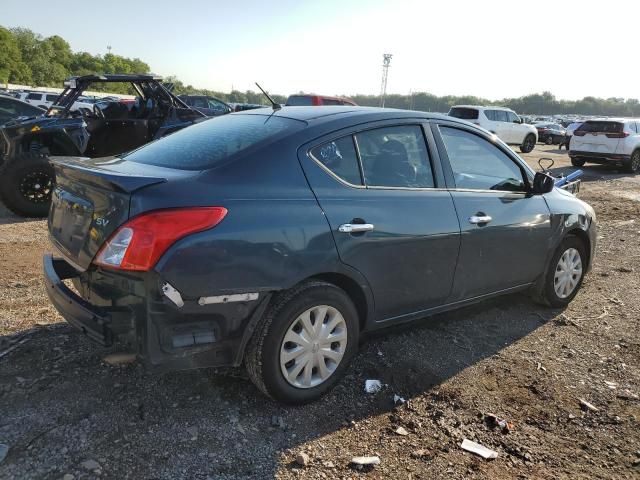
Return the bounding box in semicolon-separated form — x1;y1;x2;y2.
43;254;270;370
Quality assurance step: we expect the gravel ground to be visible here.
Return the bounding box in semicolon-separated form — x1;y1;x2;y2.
0;146;639;479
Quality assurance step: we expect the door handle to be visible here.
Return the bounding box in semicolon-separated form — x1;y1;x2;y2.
468;215;492;224
339;223;375;233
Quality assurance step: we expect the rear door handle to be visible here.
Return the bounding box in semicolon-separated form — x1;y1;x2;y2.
468;215;492;224
339;223;375;233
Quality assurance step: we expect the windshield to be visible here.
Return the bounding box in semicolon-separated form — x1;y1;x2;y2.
124;114;305;170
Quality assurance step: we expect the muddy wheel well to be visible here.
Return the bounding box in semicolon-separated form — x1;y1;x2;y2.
566;228;591;269
309;273;369;331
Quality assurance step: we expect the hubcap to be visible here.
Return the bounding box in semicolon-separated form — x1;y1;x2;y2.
19;171;52;203
280;305;347;389
554;248;583;299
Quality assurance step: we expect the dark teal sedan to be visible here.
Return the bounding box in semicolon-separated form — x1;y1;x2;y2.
43;106;596;404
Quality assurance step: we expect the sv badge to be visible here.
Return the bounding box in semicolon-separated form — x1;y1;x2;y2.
95;218;110;227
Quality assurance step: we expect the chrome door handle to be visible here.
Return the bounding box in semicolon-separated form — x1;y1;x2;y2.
469;215;492;224
339;223;375;233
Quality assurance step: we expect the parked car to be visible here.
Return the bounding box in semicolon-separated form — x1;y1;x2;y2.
560;121;583;149
569;119;640;173
448;106;538;153
0;74;205;217
44;106;596;404
23;91;61;109
178;95;232;116
233;103;264;112
0;95;45;125
534;123;567;145
286;94;357;106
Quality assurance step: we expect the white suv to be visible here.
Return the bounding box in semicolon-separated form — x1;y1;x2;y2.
570;119;640;173
448;105;538;153
23;91;61;109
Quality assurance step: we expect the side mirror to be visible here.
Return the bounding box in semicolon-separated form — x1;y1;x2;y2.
532;171;555;194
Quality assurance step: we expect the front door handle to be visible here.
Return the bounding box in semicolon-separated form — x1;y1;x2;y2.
469;215;492;224
339;223;375;233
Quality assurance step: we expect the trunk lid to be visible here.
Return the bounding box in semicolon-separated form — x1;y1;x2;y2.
48;156;184;270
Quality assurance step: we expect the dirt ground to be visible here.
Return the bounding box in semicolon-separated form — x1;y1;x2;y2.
0;146;639;480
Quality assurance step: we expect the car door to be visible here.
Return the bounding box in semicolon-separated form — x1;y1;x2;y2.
299;122;461;322
432;122;551;300
506;111;523;144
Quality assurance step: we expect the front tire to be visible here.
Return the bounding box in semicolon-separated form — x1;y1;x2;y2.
245;281;359;404
0;153;54;217
624;150;640;174
538;236;587;308
520;134;536;153
571;158;586;167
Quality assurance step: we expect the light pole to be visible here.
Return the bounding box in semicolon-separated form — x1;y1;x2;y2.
379;54;392;108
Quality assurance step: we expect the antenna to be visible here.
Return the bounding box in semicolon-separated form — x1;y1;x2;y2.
107;45;112;55
255;82;280;110
379;53;392;108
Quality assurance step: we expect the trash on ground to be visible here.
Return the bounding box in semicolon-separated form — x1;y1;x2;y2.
604;381;618;390
351;456;381;466
364;380;382;393
484;413;513;433
411;449;432;459
393;394;406;405
460;439;498;460
394;426;409;436
102;353;136;366
579;398;599;412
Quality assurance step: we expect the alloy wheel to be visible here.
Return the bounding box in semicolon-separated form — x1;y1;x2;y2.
19;171;53;203
554;248;583;299
632;152;640;172
280;305;348;389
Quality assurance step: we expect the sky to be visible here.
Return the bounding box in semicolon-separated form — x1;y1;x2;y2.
2;0;640;101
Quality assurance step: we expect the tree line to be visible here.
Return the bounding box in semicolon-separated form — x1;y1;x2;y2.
2;25;640;116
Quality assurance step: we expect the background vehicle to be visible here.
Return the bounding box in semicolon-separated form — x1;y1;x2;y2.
0;96;45;125
178;95;232;116
0;74;205;217
44;106;596;404
448;105;538;153
570;119;640;173
23;91;61;109
286;94;357;106
535;123;566;145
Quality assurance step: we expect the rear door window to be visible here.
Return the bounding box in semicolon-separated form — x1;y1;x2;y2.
46;94;59;102
356;125;435;188
310;136;362;185
439;126;526;192
494;110;509;122
484;110;496;121
26;93;42;101
125;114;304;170
448;107;479;120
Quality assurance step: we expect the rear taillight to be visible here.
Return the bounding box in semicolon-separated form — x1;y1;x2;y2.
573;130;586;136
605;132;629;138
94;207;227;271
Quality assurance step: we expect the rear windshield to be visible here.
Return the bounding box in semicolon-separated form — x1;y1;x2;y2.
286;96;314;106
448;107;479;120
124;114;304;170
576;121;623;133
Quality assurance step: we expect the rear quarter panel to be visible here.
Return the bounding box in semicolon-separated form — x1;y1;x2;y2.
135;139;346;299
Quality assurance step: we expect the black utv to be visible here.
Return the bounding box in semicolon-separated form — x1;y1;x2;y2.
0;74;205;217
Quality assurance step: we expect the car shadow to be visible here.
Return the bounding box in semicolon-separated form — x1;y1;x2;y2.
0;292;563;479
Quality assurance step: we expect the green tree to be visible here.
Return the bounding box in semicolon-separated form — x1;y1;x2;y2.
0;26;31;84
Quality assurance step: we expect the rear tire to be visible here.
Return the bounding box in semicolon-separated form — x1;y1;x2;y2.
245;281;359;404
520;134;536;153
536;236;587;308
545;136;553;145
0;153;54;217
624;150;640;174
571;158;586;167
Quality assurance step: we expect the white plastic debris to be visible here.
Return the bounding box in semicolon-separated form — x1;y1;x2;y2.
393;394;406;405
579;398;599;412
460;439;498;460
351;456;381;466
604;381;618;390
394;426;409;436
364;380;382;393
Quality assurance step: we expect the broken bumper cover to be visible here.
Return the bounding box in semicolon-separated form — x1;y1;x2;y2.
43;254;115;346
43;254;271;370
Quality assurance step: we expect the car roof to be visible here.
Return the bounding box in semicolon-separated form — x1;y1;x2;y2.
1;95;45;111
452;105;513;111
237;106;451;123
